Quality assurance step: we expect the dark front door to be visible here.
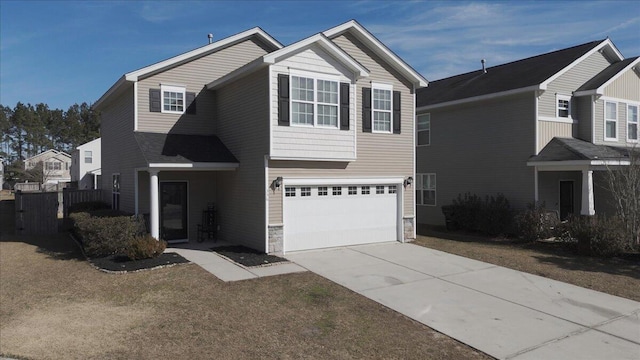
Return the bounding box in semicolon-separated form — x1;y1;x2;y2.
559;181;574;221
160;182;188;241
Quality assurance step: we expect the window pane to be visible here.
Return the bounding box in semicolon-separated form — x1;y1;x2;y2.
424;190;436;206
629;124;638;140
373;89;391;110
417;114;430;130
317;104;337;126
418;130;430;146
629;106;638;123
292;102;314;125
373;111;391;132
606;102;617;119
606;121;616;138
317;80;338;104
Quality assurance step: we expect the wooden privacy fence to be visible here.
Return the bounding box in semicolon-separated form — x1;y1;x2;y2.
15;191;59;235
62;188;104;218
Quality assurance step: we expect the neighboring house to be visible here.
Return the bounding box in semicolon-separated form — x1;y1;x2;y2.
94;20;427;253
0;157;4;189
71;138;102;189
24;149;72;184
415;39;639;229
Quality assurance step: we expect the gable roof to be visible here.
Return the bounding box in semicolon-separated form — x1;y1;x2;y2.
574;56;640;96
24;149;71;162
94;27;282;109
208;32;369;90
528;137;633;163
134;132;238;168
323;20;428;88
417;39;623;109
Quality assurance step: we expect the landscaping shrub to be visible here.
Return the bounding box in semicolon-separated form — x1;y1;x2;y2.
444;192;513;236
70;211;147;258
557;215;628;257
125;234;167;260
514;203;557;242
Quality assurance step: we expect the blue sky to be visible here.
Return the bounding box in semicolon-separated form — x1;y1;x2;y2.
1;0;639;110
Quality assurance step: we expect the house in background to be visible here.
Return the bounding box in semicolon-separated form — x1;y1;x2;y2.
94;20;427;253
415;39;639;229
24;149;72;184
0;157;4;189
71;138;101;189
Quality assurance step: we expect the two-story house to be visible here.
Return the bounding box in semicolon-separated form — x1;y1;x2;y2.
94;20;427;253
24;149;72;184
71;138;101;189
415;39;639;229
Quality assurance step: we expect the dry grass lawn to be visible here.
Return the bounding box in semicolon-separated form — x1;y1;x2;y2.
0;232;489;360
414;231;640;302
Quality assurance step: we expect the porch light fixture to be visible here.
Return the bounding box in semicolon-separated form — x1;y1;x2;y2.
273;176;283;189
403;176;413;188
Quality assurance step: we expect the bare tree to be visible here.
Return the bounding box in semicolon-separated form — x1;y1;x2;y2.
605;147;640;249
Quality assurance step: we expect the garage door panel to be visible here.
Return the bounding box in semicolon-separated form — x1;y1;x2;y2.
284;185;399;252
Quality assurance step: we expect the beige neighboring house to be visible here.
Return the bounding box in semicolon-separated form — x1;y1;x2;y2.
416;39;639;228
71;138;101;189
24;149;72;184
94;20;427;253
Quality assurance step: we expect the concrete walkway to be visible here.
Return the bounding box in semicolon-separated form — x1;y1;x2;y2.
167;242;306;282
287;242;640;360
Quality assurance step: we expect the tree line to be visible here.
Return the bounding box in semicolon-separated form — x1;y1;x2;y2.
1;102;100;162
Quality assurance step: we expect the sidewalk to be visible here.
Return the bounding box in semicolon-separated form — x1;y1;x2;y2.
287;242;640;360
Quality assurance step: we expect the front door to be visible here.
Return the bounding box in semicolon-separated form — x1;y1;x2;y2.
559;180;574;221
160;181;188;242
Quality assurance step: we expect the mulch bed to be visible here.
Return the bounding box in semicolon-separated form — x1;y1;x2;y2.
89;253;190;273
212;245;288;267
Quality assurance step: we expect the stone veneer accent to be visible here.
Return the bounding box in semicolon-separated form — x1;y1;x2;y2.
403;217;415;242
268;225;284;254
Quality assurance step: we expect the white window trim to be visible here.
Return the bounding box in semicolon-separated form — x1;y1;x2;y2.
556;94;572;120
371;82;393;134
161;84;186;114
289;69;341;129
417;113;430;146
627;103;639;143
416;173;436;207
604;100;618;141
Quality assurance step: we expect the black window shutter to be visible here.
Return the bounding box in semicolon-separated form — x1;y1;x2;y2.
278;74;290;126
340;82;350;130
186;92;196;115
149;89;161;112
362;87;371;133
393;91;401;134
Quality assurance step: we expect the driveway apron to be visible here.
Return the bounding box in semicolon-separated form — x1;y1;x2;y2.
287;242;640;360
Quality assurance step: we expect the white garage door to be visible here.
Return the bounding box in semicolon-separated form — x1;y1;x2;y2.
284;184;399;252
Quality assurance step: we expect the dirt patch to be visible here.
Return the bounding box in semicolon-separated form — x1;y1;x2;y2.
1;232;490;359
414;231;640;302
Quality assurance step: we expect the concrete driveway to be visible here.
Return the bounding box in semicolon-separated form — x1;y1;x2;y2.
287;242;640;360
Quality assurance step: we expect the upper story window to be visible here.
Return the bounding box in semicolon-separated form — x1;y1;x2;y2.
556;95;571;118
290;72;339;128
628;104;638;142
161;85;185;114
45;161;61;171
84;150;93;164
605;101;618;141
372;84;393;133
417;113;430;146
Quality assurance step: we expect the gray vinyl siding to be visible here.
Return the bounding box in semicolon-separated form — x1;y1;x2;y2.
594;99;631;146
538;121;575;150
416;93;536;227
576;96;594;142
593;172;618;217
215;68;270;252
604;68;640;100
539;51;611;118
268;32;415;224
99;87;146;212
137;38;270;134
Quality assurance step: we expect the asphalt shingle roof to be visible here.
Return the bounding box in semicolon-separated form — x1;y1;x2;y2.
134;132;238;164
528;137;633;162
417;40;605;108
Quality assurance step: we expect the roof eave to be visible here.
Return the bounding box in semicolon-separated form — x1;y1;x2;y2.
323;20;428;88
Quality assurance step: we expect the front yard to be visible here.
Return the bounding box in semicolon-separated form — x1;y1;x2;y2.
0;232;488;360
414;231;640;302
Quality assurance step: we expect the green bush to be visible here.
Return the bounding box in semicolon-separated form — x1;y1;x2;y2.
558;215;628;257
445;192;513;236
70;211;147;258
125;234;167;260
514;203;558;241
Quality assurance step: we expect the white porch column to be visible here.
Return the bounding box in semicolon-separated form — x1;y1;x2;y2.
580;169;595;216
149;169;160;239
